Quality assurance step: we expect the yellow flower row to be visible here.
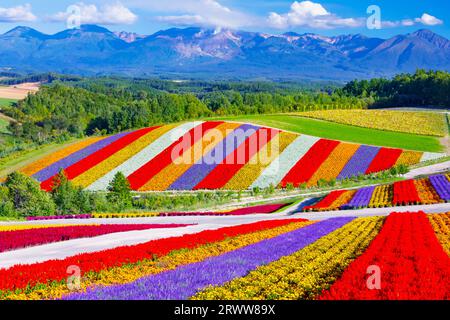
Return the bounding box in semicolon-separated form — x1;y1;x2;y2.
19;137;105;177
72;125;176;188
368;185;393;208
91;212;159;218
414;179;442;204
5;220;314;299
192;216;384;300
0;224;97;232
139;123;241;191
395;151;423;166
428;213;450;256
299;110;446;137
307;142;360;187
223;132;297;190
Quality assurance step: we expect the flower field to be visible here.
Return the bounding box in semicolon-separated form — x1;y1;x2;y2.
1;212;448;300
299;110;447;137
302;174;449;212
16;121;443;191
0;224;190;253
24;203;291;221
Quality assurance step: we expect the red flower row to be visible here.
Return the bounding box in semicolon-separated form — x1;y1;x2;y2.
392;180;421;205
320;212;450;300
0;224;190;253
303;190;347;211
0;218;306;292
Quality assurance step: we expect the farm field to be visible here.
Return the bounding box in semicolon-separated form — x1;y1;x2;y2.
0;211;448;300
299;109;447;137
12;121;444;192
299;173;450;212
0;83;39;100
212;114;444;152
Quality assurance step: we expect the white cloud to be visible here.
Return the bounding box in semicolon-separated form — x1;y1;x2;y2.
130;0;258;29
267;1;363;29
415;13;443;26
49;2;137;25
382;13;443;29
0;4;36;22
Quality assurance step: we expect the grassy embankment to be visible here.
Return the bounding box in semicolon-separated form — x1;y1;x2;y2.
211;114;444;153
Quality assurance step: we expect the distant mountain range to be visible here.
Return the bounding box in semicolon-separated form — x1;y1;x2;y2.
0;24;449;80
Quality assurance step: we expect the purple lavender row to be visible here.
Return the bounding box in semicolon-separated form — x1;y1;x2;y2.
429;175;450;201
340;186;375;209
337;145;380;180
32;132;130;182
64;217;355;300
168;124;259;190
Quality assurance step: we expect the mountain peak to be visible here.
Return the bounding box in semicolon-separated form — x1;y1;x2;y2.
3;26;47;39
77;24;113;34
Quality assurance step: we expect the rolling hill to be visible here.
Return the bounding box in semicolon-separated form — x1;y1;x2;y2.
16;121;445;192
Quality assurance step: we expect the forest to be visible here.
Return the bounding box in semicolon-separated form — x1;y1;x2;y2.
1;69;449;158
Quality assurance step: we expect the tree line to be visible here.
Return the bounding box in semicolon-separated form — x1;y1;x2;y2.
339;69;450;108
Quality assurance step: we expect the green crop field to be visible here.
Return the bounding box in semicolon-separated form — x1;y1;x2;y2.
0;97;17;107
211;114;443;152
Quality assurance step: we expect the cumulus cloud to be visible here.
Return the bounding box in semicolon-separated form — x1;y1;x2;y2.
415;13;443;26
267;1;363;29
382;13;443;29
0;4;36;22
49;2;137;25
129;0;258;29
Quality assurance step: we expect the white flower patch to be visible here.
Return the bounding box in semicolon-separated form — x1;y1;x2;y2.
250;135;319;189
421;152;447;163
86;122;203;191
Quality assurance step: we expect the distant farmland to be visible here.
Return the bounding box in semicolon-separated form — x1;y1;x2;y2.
0;82;39;100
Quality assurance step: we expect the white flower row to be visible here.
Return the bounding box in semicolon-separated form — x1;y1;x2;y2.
250;135;320;189
421;152;447;163
86;122;203;191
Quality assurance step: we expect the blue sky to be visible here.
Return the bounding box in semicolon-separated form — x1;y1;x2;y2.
0;0;448;38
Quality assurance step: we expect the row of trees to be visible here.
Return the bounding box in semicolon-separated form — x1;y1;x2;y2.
339;69;450;107
0;171;132;218
3;80;364;145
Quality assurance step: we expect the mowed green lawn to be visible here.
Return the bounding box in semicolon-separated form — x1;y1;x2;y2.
211;114;443;152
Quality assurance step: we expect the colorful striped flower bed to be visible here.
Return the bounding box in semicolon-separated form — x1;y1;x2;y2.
24;203;291;220
0;219;306;294
320;212;450;300
0;224;191;253
1;212;449;300
301;174;449;212
16;121;440;191
64;217;352;300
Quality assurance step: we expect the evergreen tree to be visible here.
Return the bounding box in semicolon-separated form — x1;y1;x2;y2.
51;169;78;215
107;172;133;211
